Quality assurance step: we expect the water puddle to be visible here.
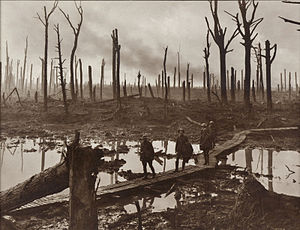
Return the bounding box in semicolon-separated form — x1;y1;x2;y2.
0;137;201;191
224;148;300;197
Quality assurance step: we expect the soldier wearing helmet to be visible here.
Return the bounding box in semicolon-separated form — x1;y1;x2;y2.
175;128;193;172
140;134;156;179
200;122;212;165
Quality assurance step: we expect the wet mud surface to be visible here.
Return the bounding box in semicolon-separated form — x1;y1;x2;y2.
1;96;300;229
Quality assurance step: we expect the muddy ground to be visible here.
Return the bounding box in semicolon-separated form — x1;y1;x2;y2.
1;91;300;229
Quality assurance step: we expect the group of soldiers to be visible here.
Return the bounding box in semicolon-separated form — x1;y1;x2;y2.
140;121;216;179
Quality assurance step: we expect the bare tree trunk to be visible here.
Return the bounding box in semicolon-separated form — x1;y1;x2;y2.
252;80;256;102
112;30;116;99
264;40;277;110
231;67;235;103
220;51;227;103
187;82;191;101
55;24;68;114
177;52;181;88
163;47;168;120
173;67;176;88
88;65;93;102
280;73;283;91
148;83;155;98
79;59;83;99
100;59;105;101
22;37;28;94
289;72;291;100
182;81;185;102
284;69;287;91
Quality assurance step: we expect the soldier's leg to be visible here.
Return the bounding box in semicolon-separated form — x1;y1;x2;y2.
182;159;186;170
148;160;156;177
142;161;148;178
175;156;179;172
203;150;207;165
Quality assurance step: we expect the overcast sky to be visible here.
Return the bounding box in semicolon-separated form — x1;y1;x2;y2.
1;0;299;86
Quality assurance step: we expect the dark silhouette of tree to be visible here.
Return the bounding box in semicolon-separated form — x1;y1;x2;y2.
205;0;239;104
279;0;300;31
54;24;68;114
226;0;263;108
36;0;58;111
203;30;211;102
59;1;83;102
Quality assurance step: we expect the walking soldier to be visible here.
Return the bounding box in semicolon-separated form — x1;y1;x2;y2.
140;134;156;179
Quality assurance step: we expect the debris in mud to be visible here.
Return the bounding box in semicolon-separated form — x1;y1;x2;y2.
118;170;145;180
23;148;37;153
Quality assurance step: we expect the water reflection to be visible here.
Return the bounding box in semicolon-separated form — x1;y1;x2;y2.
226;148;300;197
1;137;201;191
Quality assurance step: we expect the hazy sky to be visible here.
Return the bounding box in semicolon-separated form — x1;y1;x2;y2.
1;0;299;86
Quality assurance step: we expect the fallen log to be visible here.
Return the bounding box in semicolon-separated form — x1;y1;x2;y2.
0;135;103;215
0;160;69;214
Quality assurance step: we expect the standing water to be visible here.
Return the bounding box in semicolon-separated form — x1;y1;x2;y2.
225;148;300;197
0;137;201;191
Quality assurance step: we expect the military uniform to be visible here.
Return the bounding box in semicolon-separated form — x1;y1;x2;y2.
140;139;156;179
175;134;193;171
200;127;212;165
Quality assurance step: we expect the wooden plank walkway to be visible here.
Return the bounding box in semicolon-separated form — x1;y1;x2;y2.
14;126;298;211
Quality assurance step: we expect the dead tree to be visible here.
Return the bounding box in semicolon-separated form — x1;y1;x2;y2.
60;1;83;102
289;72;292;100
137;71;142;97
279;0;300;31
231;67;236;102
182;81;186;101
203;72;206;89
0;62;2;107
177;52;181;88
22;37;28;94
49;60;53;95
261;40;277;110
173;67;176;88
163;47;168;119
36;1;57;110
205;0;239;104
148;83;155;98
252;80;256;102
88;66;93;102
280;73;283;91
5;42;9;93
203;29;211;102
100;58;105;101
54;24;68;114
79;58;83;99
75;56;79;97
227;0;263;108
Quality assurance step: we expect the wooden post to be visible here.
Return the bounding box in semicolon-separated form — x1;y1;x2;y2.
289;72;291;100
69;131;98;230
280;73;283;91
88;65;93;101
182;81;185;102
230;67;235;102
148;83;155;98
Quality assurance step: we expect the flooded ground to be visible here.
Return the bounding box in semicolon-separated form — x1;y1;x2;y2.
224;148;300;197
0;137;201;191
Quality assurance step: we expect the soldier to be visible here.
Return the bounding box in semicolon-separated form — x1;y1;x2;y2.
175;128;192;172
208;121;216;148
140;134;156;179
200;123;212;165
